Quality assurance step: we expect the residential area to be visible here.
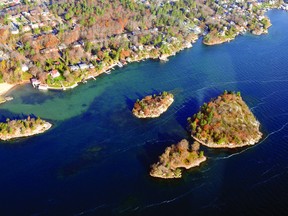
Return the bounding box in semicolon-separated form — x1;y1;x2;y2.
0;0;287;90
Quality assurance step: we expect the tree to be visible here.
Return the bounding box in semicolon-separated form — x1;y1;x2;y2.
177;139;189;153
192;142;200;152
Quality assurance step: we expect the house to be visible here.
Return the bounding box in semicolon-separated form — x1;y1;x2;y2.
22;25;31;32
49;70;60;78
72;43;81;48
31;78;41;88
10;23;19;35
191;26;201;34
30;23;39;29
69;65;80;71
78;63;89;70
89;63;95;69
1;0;20;6
138;45;144;51
91;55;98;60
21;64;29;72
58;43;67;51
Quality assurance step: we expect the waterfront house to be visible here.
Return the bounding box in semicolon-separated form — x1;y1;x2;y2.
31;78;41;88
78;63;89;70
49;70;60;78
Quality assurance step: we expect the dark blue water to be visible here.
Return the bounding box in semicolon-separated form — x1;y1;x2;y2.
1;10;288;216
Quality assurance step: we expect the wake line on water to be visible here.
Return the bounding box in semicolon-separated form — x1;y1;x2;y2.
251;89;288;111
250;101;266;111
74;204;108;216
213;121;288;161
180;77;288;96
251;167;288;189
121;183;206;214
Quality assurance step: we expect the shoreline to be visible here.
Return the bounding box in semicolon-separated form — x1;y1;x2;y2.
0;8;278;93
191;134;262;149
31;13;273;91
150;156;207;179
0;83;17;97
0;80;30;96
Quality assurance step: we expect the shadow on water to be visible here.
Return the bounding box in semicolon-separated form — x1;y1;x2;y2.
136;132;185;174
20;91;57;105
57;144;105;178
125;88;172;111
0;110;37;122
175;97;199;130
125;95;136;111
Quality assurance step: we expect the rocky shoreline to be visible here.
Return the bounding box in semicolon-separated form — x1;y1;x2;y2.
191;134;262;149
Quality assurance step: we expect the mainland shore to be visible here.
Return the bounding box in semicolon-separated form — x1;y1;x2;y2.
0;83;16;96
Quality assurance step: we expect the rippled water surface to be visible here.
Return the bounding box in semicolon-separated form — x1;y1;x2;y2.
1;10;288;216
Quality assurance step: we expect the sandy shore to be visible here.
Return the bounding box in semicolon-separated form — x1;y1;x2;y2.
0;83;16;96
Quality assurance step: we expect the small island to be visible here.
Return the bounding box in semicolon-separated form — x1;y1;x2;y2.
0;116;52;141
188;91;262;148
132;92;174;118
150;139;206;179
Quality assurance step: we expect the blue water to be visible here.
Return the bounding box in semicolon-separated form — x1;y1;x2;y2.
1;10;288;215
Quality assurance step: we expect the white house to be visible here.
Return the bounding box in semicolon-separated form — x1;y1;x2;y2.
21;64;29;72
69;65;80;71
78;63;89;70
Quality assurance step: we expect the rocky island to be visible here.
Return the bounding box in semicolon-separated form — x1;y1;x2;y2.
132;92;174;118
0;116;52;141
150;139;206;179
188;91;262;148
